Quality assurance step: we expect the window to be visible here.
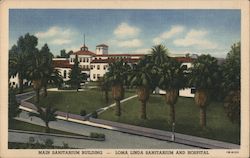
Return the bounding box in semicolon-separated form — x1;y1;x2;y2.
91;65;93;69
97;74;100;79
63;70;67;79
93;74;96;79
191;87;196;94
182;65;188;70
103;65;106;70
87;58;89;62
83;58;86;62
13;82;15;85
97;65;100;70
80;58;82;62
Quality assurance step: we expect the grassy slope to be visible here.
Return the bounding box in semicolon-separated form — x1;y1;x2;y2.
99;94;240;144
9;119;82;136
29;88;136;115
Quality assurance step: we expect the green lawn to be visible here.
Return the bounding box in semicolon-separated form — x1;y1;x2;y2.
99;94;240;144
9;119;82;136
29;88;136;115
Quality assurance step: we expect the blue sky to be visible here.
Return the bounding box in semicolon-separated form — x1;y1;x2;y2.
9;9;240;58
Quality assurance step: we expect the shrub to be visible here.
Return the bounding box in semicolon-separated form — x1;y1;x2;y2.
80;109;86;116
90;132;105;139
28;137;35;144
62;142;69;148
44;138;54;147
91;111;98;118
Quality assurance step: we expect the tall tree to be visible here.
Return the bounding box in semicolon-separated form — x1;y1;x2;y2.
8;88;21;121
105;60;127;116
26;50;46;103
60;49;67;58
98;75;110;104
40;44;62;97
129;57;154;119
150;44;169;65
150;44;169;89
158;57;186;124
68;55;81;91
222;42;240;123
29;105;57;133
9;33;38;93
188;54;220;128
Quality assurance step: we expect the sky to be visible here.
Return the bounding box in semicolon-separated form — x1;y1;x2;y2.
9;9;240;58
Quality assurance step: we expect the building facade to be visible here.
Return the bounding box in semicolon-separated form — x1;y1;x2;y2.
9;43;196;97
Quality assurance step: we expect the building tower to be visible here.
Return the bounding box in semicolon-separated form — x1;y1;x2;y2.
96;44;108;55
81;34;88;51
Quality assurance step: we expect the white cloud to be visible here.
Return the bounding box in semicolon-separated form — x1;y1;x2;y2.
153;25;184;44
117;39;143;48
114;22;140;38
51;39;71;45
133;48;151;54
109;37;143;48
173;29;217;49
35;26;76;45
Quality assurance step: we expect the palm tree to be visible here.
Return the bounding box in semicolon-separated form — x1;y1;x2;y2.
158;57;186;124
150;44;170;91
26;50;46;103
150;44;169;65
98;75;110;104
129;57;154;119
29;105;57;133
222;42;240;123
105;60;127;116
188;54;219;128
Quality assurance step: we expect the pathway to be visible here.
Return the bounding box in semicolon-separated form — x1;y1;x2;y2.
14;111;194;149
95;94;138;115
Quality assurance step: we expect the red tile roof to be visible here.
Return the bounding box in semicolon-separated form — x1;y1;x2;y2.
53;60;72;68
95;54;145;57
175;57;193;63
91;58;140;64
73;50;96;56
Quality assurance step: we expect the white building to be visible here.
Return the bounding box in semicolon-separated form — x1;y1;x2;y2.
52;43;196;97
9;74;31;88
54;44;144;81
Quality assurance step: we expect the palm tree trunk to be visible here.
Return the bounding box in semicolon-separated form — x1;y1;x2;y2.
200;106;206;128
35;89;40;103
170;104;175;124
43;84;48;97
141;101;147;119
105;90;109;104
18;78;23;94
115;100;121;116
45;122;50;133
